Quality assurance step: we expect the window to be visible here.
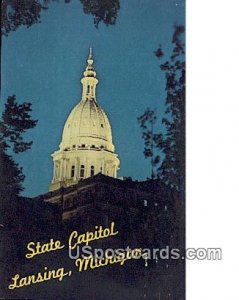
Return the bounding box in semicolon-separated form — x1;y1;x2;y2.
82;144;85;148
80;165;85;178
91;145;95;148
64;197;73;210
71;165;75;178
72;145;76;149
144;200;148;207
87;85;90;93
101;124;104;128
90;166;94;176
105;215;109;227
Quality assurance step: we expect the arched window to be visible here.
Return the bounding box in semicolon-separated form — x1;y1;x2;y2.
90;166;94;176
80;165;85;178
71;165;75;178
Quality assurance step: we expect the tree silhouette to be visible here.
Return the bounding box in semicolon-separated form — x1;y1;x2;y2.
138;25;185;192
81;0;120;27
1;0;48;36
137;108;161;179
1;0;120;36
0;95;37;225
157;25;185;193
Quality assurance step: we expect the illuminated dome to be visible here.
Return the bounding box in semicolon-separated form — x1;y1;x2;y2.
49;49;120;191
60;98;114;152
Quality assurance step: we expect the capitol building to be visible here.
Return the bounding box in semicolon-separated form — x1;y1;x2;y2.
30;50;183;300
49;49;120;191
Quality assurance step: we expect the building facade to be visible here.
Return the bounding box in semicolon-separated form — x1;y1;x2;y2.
33;49;185;299
34;173;184;300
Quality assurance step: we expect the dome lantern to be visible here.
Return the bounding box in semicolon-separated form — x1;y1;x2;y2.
81;48;98;101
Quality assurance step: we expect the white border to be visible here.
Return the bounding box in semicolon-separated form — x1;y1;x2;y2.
187;0;239;299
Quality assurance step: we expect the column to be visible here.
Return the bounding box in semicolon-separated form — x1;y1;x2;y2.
113;165;117;178
74;157;78;181
85;158;89;178
53;160;56;181
63;159;67;180
77;158;80;179
56;162;59;180
59;160;63;181
102;159;106;175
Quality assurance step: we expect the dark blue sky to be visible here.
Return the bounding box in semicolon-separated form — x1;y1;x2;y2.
1;0;184;197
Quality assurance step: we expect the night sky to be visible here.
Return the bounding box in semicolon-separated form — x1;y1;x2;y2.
1;0;184;197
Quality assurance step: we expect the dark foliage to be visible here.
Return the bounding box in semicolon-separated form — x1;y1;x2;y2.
137;108;161;179
80;0;120;27
1;0;48;36
0;95;37;224
0;95;38;153
154;45;164;59
1;0;120;36
0;144;24;201
157;25;185;193
138;26;185;193
0;96;39;293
